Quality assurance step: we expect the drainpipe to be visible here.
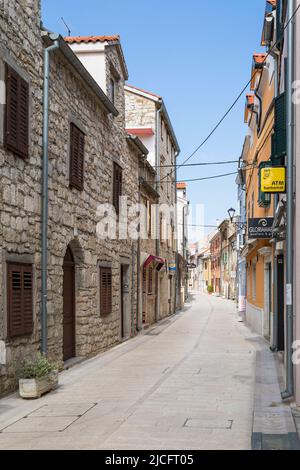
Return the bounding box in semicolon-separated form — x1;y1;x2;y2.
155;103;163;322
174;151;179;311
270;47;280;352
41;36;59;356
136;178;142;332
282;0;295;400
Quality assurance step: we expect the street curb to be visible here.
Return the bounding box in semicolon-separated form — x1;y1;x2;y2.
251;344;300;450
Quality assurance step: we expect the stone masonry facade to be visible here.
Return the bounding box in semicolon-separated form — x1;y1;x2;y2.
0;0;141;395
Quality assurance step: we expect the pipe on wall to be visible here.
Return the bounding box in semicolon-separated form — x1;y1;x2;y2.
41;37;59;356
282;0;295;400
155;104;162;322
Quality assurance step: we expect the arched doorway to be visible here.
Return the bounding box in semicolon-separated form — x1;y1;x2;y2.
63;246;76;361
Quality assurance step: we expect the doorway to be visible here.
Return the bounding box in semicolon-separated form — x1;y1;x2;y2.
63;246;76;361
121;264;130;339
267;262;272;339
277;255;285;351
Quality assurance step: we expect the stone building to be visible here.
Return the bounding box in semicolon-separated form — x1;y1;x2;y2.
210;231;221;294
125;85;180;319
0;0;144;394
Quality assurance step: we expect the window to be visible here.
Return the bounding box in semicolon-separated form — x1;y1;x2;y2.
4;64;29;159
100;267;112;315
70;123;85;190
160;118;164;141
113;163;122;215
109;78;115;105
148;268;153;294
251;192;254;218
7;263;33;338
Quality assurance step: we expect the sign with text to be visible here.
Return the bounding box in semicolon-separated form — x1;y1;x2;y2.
248;218;274;240
260;167;286;193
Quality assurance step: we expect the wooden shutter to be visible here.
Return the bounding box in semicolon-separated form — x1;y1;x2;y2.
113;163;122;214
70;123;85;190
5;64;29;159
100;267;112;315
7;263;33;338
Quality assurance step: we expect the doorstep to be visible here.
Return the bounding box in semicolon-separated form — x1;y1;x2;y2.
252;345;300;450
64;356;85;370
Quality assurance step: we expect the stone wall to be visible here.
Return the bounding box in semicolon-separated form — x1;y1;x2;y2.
125;89;178;320
0;0;44;394
0;1;140;395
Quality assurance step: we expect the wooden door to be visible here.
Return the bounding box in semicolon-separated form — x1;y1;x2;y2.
63;247;75;361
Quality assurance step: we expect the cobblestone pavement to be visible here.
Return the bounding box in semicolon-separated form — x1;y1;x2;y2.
0;293;257;450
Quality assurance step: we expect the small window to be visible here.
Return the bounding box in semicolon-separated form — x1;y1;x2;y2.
148;268;153;294
161;118;164;141
5;64;29;159
70;123;85;191
7;263;33;338
113;163;122;215
100;267;112;315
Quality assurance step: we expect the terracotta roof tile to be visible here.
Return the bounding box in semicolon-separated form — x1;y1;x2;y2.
267;0;277;7
246;94;255;106
177;182;187;190
64;35;120;44
253;53;267;65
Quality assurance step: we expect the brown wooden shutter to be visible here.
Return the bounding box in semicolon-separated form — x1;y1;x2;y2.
113;163;122;214
70;123;85;190
100;267;112;315
7;263;33;338
5;64;29;159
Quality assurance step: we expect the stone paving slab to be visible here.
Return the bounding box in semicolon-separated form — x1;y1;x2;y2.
0;294;258;450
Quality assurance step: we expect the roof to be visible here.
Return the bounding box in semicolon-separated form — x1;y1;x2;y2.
42;33;118;117
246;94;254;106
177;182;187;190
126;84;162;100
65;34;129;81
126;128;154;136
267;0;276;7
64;35;120;44
253;53;267;65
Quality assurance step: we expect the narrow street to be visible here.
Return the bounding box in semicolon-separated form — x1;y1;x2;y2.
0;294;257;450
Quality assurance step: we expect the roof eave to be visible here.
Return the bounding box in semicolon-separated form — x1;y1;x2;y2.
42;32;119;117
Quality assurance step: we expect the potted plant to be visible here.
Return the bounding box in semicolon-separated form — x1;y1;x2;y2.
17;353;59;399
207;285;214;295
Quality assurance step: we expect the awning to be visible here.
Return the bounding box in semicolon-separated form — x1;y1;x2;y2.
143;255;165;271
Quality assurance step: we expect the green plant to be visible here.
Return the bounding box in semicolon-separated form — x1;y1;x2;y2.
207;285;214;294
17;353;57;380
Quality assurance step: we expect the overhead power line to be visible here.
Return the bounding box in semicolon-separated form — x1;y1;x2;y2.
155;160;239;168
161;3;300;183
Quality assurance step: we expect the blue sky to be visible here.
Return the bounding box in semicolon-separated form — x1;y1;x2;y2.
42;0;265;240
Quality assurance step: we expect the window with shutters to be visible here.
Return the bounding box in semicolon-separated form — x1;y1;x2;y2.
100;267;112;316
113;163;122;215
69;123;85;191
271;93;286;166
7;263;33;338
4;64;29;159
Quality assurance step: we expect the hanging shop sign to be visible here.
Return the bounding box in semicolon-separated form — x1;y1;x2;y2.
169;262;177;272
260;167;286;193
248;218;274;240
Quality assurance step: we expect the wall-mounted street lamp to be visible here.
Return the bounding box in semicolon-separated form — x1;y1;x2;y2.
227;208;247;231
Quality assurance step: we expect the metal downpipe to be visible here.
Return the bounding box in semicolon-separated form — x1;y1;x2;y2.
282;0;295;400
41;38;59;356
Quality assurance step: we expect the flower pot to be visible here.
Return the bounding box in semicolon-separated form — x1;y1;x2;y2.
19;371;59;399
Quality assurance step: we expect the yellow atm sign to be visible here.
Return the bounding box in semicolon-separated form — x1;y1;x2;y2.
261;167;286;193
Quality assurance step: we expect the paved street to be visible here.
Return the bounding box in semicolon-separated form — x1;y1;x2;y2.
0;294;258;450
